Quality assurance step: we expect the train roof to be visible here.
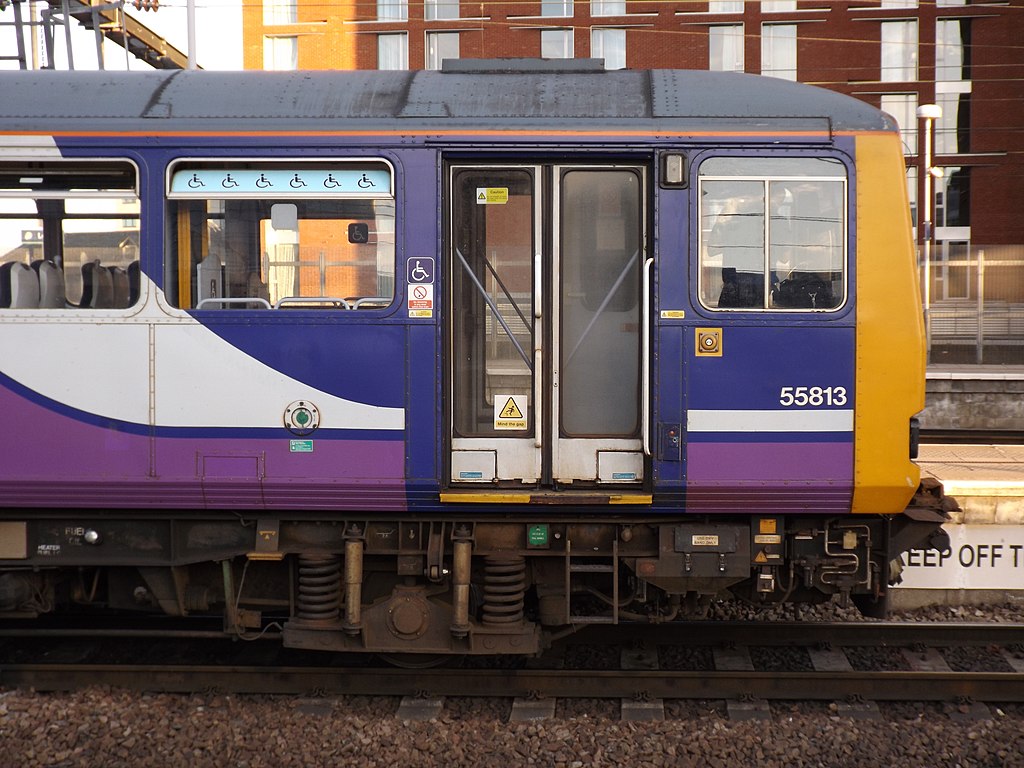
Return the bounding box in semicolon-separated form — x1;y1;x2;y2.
0;62;896;136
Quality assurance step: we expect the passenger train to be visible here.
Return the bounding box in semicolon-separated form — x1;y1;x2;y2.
0;62;949;655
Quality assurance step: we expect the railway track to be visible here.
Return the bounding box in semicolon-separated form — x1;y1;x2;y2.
2;622;1022;717
920;429;1024;445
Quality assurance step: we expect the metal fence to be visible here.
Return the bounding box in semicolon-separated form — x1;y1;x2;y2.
923;244;1024;366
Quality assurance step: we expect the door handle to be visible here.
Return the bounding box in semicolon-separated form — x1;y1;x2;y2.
534;252;542;449
642;257;654;458
534;252;542;320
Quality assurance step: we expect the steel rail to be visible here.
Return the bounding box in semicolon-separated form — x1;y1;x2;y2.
920;429;1024;445
0;621;1021;647
1;664;1022;703
568;621;1024;647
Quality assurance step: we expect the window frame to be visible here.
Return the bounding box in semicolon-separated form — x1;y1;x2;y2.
709;24;745;73
165;157;397;313
880;19;918;82
591;27;626;70
263;0;298;25
376;0;407;22
761;22;797;81
424;0;460;21
378;32;409;69
0;157;141;312
541;28;574;58
695;154;850;314
541;0;573;17
426;31;460;69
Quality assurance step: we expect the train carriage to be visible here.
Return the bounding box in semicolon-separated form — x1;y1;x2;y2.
0;62;948;655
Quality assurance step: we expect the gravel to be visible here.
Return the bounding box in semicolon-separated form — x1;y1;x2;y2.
4;602;1024;768
2;688;1023;768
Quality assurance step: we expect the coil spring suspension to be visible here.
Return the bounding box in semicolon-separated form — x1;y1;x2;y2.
481;556;526;626
296;554;342;625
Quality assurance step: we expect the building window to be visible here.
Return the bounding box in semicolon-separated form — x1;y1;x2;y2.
761;24;796;81
263;0;297;25
936;19;970;82
378;33;409;69
935;167;969;228
936;0;966;6
377;0;407;22
761;0;796;11
936;89;971;155
541;0;573;17
263;36;298;70
591;0;625;16
541;29;574;58
698;157;847;312
426;31;460;69
880;93;918;155
880;20;917;82
167;162;396;311
591;28;626;70
708;0;743;12
425;0;459;21
709;25;744;72
906;165;918;230
879;0;918;8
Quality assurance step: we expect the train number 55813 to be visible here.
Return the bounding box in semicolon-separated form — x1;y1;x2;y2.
779;386;848;407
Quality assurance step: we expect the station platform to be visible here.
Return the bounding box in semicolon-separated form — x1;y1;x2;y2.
924;366;1024;432
894;444;1024;607
917;444;1024;525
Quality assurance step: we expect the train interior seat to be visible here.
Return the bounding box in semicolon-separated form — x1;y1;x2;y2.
127;261;140;305
78;261;98;308
8;263;40;308
246;272;271;304
110;267;130;308
90;265;114;308
0;262;15;308
197;255;223;306
34;261;67;308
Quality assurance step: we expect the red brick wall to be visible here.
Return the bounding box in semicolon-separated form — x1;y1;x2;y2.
240;0;1024;246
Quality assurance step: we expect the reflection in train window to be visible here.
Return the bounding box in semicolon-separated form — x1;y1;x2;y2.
0;161;140;310
697;157;847;312
167;162;395;310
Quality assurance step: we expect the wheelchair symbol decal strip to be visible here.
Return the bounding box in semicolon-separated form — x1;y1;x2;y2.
170;169;391;197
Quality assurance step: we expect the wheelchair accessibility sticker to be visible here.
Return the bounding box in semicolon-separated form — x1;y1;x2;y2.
407;257;434;284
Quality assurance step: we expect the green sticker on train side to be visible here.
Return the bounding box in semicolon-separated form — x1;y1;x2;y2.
527;524;550;547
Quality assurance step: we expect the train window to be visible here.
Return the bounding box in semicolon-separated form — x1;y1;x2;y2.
698;157;846;311
0;161;140;310
167;161;395;310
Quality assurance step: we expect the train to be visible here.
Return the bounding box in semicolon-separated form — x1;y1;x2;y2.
0;62;950;656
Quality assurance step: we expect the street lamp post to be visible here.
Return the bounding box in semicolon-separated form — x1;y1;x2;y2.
187;0;197;69
917;103;942;361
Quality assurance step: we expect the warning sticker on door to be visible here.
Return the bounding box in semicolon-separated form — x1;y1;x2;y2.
494;394;527;430
476;187;509;205
407;283;433;318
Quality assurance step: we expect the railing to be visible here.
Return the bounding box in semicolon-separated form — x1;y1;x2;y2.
923;244;1024;366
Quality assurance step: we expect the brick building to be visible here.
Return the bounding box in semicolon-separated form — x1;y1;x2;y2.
243;0;1024;358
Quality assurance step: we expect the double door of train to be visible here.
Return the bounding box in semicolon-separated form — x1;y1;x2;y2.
448;163;649;486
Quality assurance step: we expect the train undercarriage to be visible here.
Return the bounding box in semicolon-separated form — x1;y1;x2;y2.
0;487;952;655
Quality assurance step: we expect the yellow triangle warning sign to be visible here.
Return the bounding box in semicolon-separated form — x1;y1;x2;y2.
754;550;769;564
500;397;524;420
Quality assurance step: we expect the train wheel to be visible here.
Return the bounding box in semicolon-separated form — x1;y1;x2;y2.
377;653;460;669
